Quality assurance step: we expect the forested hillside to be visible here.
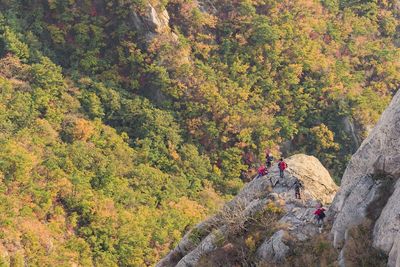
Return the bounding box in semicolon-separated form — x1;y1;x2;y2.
0;0;399;265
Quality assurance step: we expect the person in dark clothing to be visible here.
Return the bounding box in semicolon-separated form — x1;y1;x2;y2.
278;158;288;178
240;169;249;182
293;179;304;199
265;153;274;168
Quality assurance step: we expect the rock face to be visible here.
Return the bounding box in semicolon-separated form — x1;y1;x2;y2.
256;230;290;262
130;3;173;42
157;154;338;266
330;90;400;267
284;154;337;204
196;0;217;14
342;116;361;149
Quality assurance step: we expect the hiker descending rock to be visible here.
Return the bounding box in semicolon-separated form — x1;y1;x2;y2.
292;179;304;199
265;152;274;168
278;158;288;178
314;204;326;232
256;165;268;179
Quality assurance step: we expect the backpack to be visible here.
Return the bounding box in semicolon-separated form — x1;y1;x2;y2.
318;209;326;219
279;161;287;170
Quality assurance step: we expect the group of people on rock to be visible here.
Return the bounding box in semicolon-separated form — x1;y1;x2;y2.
253;150;327;230
256;152;288;179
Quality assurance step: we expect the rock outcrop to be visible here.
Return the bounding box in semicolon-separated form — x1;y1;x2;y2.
130;3;173;42
342;116;361;149
330;90;400;267
158;154;338;266
196;0;217;14
256;230;290;263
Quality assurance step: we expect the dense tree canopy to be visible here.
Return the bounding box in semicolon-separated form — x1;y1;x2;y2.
0;0;398;265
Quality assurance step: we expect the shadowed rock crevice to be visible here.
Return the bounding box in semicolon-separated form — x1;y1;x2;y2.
366;171;397;222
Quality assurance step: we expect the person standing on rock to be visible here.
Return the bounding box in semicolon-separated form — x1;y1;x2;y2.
278;158;288;178
292;179;304;199
314;204;326;232
265;152;274;169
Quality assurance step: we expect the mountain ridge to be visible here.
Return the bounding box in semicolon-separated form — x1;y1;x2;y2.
0;0;399;265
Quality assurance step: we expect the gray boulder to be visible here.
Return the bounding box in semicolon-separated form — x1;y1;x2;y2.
256;230;290;262
130;3;172;42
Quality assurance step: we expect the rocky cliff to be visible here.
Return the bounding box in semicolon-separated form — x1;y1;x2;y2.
130;3;173;42
330;90;400;267
158;154;338;266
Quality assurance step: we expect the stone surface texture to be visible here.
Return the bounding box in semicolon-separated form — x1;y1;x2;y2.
330;90;400;267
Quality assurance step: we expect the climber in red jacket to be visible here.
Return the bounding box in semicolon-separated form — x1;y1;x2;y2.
278;158;288;178
314;205;326;228
256;165;268;179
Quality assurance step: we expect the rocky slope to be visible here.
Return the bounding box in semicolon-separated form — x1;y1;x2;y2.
158;154;338;266
330;90;400;267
